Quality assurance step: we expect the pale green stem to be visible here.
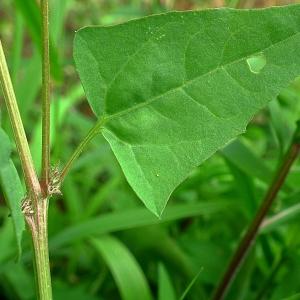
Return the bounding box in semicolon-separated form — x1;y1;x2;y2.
0;40;41;197
0;37;53;300
29;199;52;300
25;196;52;300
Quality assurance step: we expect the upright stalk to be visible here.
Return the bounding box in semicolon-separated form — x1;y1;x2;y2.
36;0;53;299
0;37;53;300
0;40;41;197
30;198;52;300
212;122;300;300
1;0;53;298
41;0;51;193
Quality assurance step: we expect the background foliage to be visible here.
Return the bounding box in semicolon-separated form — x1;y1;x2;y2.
1;0;300;299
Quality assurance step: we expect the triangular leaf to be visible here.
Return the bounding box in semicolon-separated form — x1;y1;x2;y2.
74;5;300;215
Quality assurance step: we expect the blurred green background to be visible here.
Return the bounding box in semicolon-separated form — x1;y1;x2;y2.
1;0;300;299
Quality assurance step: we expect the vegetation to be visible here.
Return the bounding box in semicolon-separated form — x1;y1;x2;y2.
1;1;300;299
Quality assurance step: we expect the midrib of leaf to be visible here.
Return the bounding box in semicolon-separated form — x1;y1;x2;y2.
88;28;300;142
98;29;300;125
78;24;300;160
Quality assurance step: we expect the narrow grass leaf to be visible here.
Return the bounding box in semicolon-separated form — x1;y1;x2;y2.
158;263;177;300
91;236;153;300
269;99;294;155
221;139;273;185
0;128;25;259
179;268;203;300
282;293;300;300
50;201;230;249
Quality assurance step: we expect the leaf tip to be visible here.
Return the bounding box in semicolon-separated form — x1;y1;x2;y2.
145;201;166;219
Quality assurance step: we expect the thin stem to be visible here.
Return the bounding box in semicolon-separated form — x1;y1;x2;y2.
0;40;41;197
41;0;51;194
212;121;300;300
60;121;102;182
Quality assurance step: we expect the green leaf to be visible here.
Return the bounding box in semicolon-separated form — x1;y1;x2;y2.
91;236;153;300
2;264;35;300
282;293;300;300
0;219;15;265
50;201;230;249
158;263;177;300
74;5;300;215
222;138;293;193
225;159;257;219
53;280;99;300
123;226;199;284
0;129;25;259
269;99;294;156
0;129;10;167
16;54;41;118
179;268;203;300
221;139;273;185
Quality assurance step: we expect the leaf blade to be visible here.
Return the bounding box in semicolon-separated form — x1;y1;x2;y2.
50;201;230;249
0;128;25;259
74;5;300;215
91;236;153;300
158;263;177;300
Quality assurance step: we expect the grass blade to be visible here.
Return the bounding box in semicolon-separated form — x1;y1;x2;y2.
50;201;231;249
179;268;203;300
91;236;153;300
158;263;177;300
0;128;25;259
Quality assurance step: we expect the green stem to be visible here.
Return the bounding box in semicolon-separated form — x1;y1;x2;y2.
0;40;41;197
29;199;52;300
33;1;53;299
60;120;103;182
41;0;51;194
0;36;52;300
212;121;300;300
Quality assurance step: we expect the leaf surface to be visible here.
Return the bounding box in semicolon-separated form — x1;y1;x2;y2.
74;5;300;215
0;128;25;258
158;263;177;300
91;236;153;300
50;201;230;249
